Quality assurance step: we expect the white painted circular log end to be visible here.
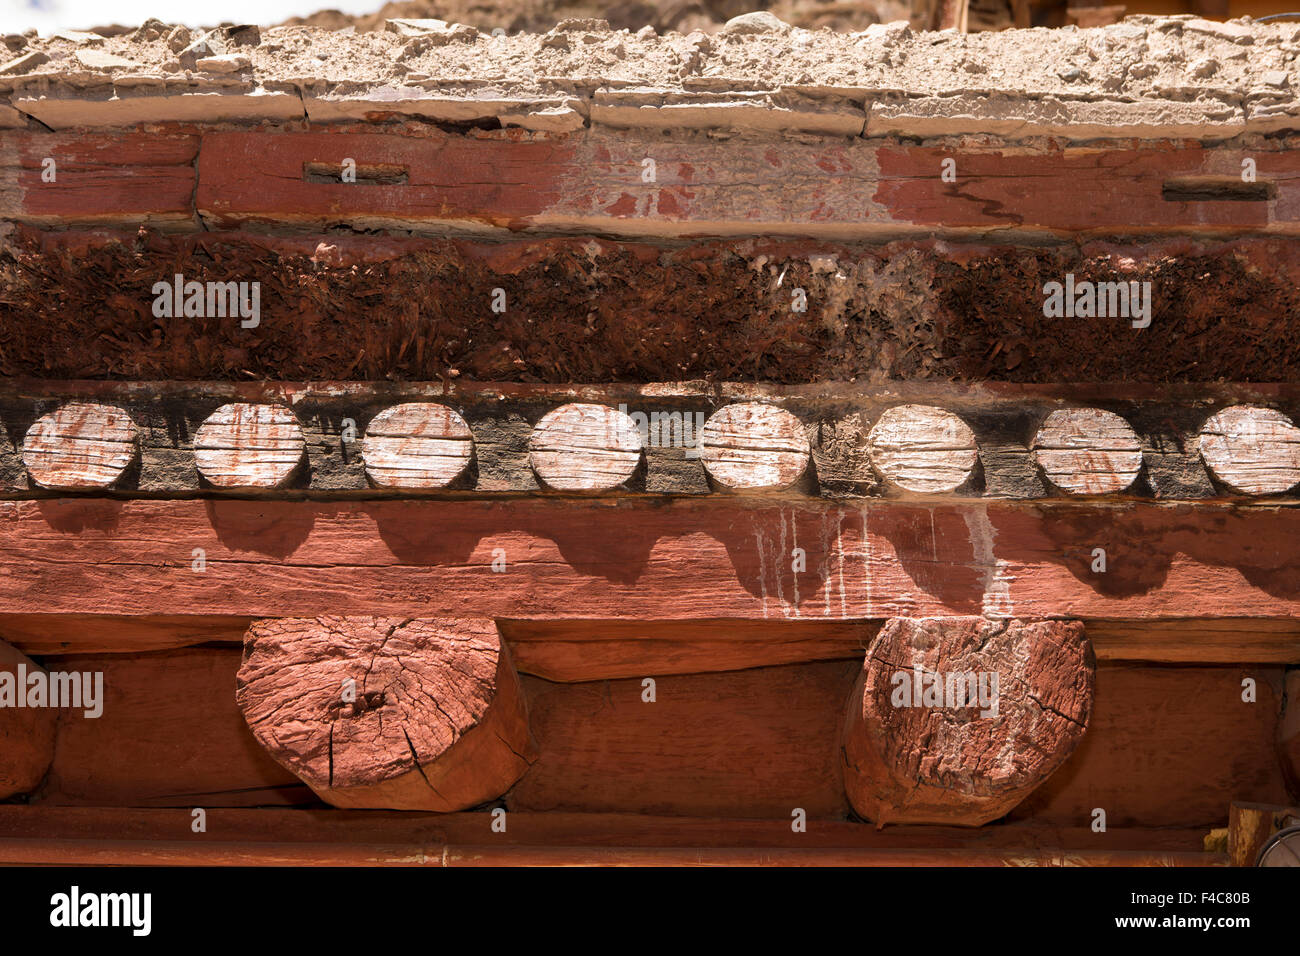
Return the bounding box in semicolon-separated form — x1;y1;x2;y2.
194;402;306;489
22;402;139;490
700;402;810;491
867;404;978;494
530;403;644;492
1032;407;1143;495
363;403;474;490
1199;405;1300;496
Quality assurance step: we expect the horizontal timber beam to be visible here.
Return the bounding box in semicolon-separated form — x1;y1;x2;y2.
5;498;1300;622
4;497;1300;620
0;807;1226;866
9;128;1300;239
7;616;1299;667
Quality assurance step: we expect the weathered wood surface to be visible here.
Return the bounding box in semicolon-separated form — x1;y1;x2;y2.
2;381;1297;501
699;402;810;491
190;130;1300;238
0;131;198;228
20;402;138;490
867;404;978;493
6;615;1299;667
0;836;1222;867
7;499;1300;622
1228;801;1300;867
0;805;1223;856
842;618;1094;826
194;403;305;489
236;616;533;812
22;646;1290;824
1199;405;1300;495
529;403;643;492
510;662;855;818
501;619;873;681
1010;665;1291;827
0;639;56;799
38;648;308;807
1033;408;1143;495
362;403;474;489
0;614;254;656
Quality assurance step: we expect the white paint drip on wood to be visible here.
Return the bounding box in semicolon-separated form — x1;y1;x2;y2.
363;403;474;489
867;404;978;493
194;402;305;489
1199;404;1300;495
1032;407;1143;495
21;402;138;490
700;402;810;491
529;403;643;492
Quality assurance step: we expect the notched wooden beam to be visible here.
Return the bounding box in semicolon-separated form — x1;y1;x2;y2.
236;616;535;812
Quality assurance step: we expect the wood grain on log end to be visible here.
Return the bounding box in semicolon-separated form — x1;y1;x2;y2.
21;403;138;490
0;639;56;799
194;403;305;489
842;617;1094;826
529;403;643;492
867;405;978;493
1032;407;1144;495
236;616;534;812
362;403;474;490
1199;405;1300;495
699;403;810;491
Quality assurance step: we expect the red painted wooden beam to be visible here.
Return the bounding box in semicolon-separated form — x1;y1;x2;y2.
1;131;198;227
191;129;1300;237
3;497;1299;620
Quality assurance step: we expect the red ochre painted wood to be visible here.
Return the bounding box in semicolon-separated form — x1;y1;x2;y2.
27;646;1288;825
196;129;574;232
236;616;533;812
3;498;1300;621
0;639;56;799
842;618;1094;826
1010;665;1291;827
2;130;198;226
191;130;1300;237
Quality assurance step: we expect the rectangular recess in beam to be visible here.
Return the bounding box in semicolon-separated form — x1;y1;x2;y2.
194;129;1300;237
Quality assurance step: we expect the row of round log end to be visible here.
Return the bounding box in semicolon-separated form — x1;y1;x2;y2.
19;400;1300;496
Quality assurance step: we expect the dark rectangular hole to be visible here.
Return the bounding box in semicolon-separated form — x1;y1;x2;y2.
1161;177;1275;202
303;161;409;186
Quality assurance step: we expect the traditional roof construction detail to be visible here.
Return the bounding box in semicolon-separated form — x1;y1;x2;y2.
2;18;1300;139
0;16;1296;877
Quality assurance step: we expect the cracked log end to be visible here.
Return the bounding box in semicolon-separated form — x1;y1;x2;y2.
21;402;138;490
841;617;1095;827
0;639;56;799
235;616;534;811
700;402;810;491
529;403;643;492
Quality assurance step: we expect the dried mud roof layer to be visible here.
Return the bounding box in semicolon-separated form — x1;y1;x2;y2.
4;16;1300;385
2;15;1300;137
